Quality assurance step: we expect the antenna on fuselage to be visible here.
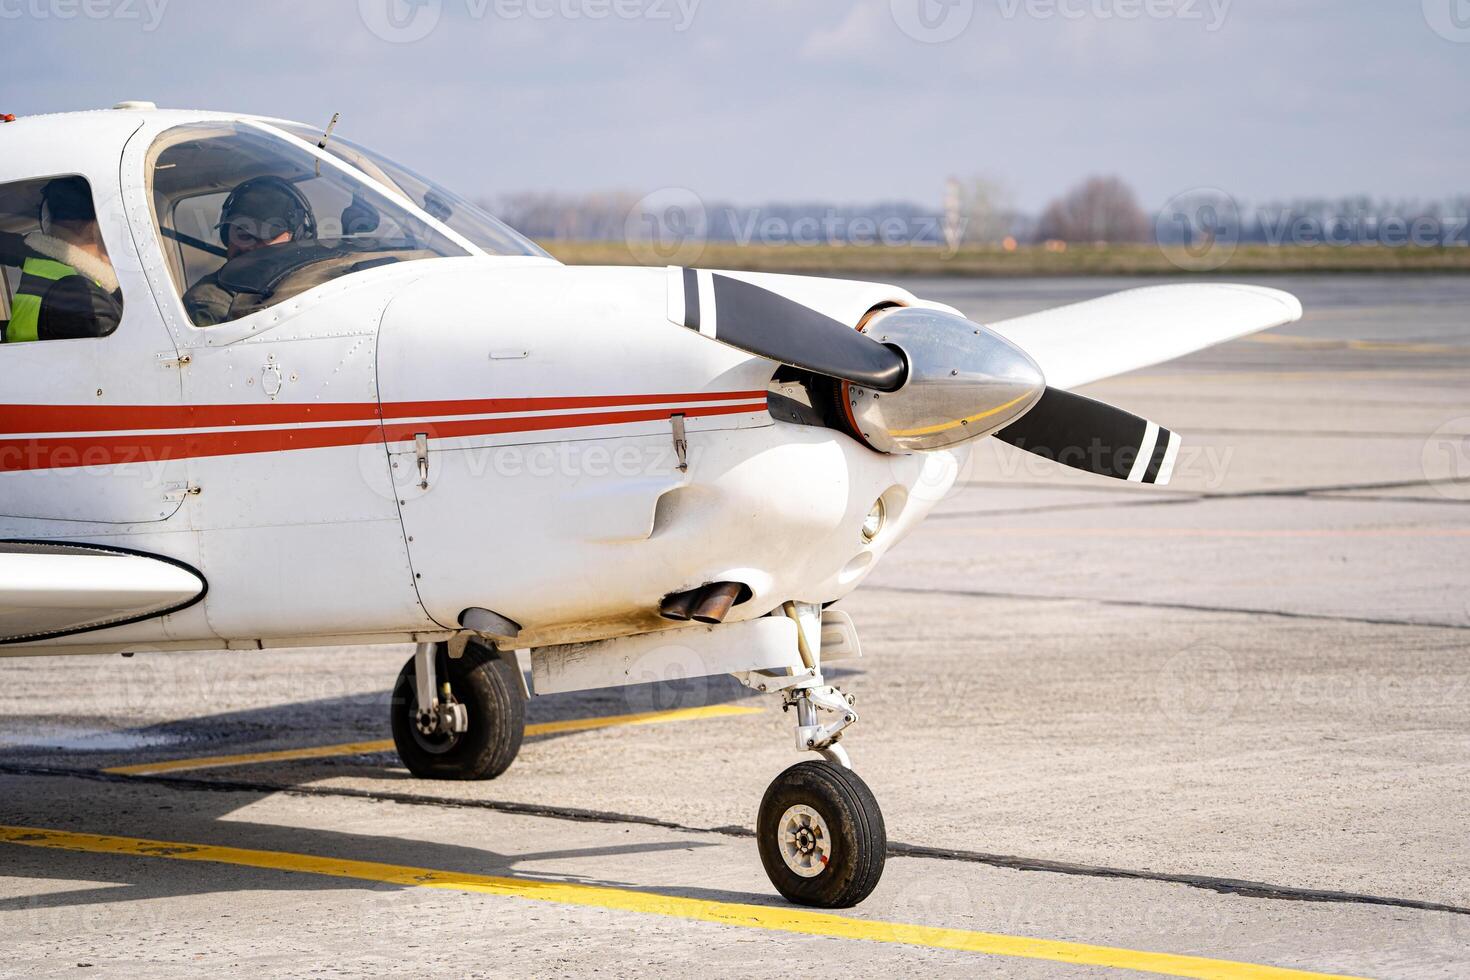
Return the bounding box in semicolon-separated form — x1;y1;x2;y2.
317;112;340;149
314;111;340;176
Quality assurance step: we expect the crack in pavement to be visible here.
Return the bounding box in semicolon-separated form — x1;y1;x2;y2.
932;477;1470;521
1;763;1466;919
861;585;1470;631
931;497;1200;520
1182;428;1466;440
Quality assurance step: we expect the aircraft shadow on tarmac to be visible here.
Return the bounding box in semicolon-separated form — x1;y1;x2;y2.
0;797;762;920
0;671;864;914
0;668;858;775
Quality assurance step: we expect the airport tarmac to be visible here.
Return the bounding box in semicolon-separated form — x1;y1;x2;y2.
1;274;1468;979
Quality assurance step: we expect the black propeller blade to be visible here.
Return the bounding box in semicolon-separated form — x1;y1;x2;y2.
993;387;1181;485
672;269;907;392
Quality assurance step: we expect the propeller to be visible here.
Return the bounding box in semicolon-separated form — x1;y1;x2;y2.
668;268;1180;486
993;386;1181;485
670;268;907;391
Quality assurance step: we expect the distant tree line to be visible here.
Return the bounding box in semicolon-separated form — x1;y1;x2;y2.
485;178;1470;248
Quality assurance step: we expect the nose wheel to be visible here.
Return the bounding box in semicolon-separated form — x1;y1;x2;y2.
390;638;525;780
757;760;886;908
738;602;888;906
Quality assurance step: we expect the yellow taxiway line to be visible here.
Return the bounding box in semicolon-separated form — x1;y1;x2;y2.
102;704;761;776
0;824;1367;980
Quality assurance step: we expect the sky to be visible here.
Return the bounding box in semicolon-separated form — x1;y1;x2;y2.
2;0;1468;212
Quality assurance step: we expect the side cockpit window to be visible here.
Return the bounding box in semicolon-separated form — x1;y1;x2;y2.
147;122;472;327
0;175;123;344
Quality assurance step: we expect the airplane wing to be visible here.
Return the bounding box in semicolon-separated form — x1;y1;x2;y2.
0;543;206;644
984;284;1304;390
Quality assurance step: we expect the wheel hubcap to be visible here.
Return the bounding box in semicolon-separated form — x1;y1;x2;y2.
408;689;461;755
777;804;831;878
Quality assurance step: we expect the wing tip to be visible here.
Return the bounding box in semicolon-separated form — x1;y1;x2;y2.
1214;283;1304;324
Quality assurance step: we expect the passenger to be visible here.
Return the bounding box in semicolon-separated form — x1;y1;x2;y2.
182;176;317;326
0;177;122;342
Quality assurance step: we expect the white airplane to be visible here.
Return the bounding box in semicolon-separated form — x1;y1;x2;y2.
0;103;1302;908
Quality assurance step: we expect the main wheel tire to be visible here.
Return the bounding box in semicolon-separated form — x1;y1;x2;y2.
390;639;525;780
757;759;886;908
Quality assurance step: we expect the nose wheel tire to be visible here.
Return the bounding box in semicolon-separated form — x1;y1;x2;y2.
390;639;525;780
757;760;886;908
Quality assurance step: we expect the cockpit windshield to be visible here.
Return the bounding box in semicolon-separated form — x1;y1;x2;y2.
275;122;549;260
148;121;475;326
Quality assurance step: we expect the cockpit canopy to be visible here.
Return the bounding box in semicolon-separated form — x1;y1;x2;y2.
273;123;546;261
146;120;547;327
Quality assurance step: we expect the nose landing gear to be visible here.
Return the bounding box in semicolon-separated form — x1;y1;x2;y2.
741;602;886;908
390;637;525;780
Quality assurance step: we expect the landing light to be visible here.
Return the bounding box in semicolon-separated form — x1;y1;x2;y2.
861;499;886;543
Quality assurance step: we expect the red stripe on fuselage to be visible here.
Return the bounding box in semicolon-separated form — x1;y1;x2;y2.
0;391;767;435
0;399;767;472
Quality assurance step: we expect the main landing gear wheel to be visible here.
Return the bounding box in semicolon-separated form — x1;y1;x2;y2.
757;760;886;908
390;639;525;780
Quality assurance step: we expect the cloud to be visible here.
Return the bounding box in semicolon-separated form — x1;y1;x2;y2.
798;3;886;61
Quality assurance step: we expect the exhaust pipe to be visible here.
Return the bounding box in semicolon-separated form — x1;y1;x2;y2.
659;581;750;624
659;588;699;621
690;582;744;624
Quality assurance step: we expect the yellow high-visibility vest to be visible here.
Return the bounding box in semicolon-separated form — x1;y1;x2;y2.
6;255;81;343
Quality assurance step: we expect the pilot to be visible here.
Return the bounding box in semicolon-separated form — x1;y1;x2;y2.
0;177;122;342
182;175;316;326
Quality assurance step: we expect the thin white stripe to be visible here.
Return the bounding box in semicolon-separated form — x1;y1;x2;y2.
384;399;768;427
697;270;718;338
1154;430;1182;485
384;404;769;444
1126;420;1159;482
385;401;769;431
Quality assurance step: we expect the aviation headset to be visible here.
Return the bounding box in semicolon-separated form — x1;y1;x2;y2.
38;177;96;236
216;175;317;246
